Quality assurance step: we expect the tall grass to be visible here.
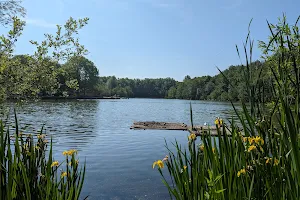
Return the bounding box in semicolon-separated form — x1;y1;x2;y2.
154;15;300;199
0;113;86;200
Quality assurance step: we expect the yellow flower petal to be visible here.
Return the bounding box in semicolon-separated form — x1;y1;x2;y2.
199;145;204;151
237;168;246;177
188;133;196;140
61;172;67;178
248;145;256;152
212;148;216;154
51;161;59;167
157;160;164;169
63;149;78;156
152;161;157;169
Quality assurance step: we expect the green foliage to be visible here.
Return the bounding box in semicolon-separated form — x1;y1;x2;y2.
0;17;26;101
0;16;90;101
167;62;272;101
0;115;86;200
30;17;89;62
93;77;176;98
62;56;99;96
106;76;117;96
0;17;25;67
0;0;26;26
156;15;300;199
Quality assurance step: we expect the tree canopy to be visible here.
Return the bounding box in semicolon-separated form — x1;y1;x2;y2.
0;0;25;26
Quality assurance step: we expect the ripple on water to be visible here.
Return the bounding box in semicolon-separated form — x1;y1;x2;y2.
0;99;238;199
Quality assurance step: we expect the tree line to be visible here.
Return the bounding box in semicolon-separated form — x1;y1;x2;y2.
167;60;274;102
1;52;275;102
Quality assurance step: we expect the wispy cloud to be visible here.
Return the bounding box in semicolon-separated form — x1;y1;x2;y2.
25;18;57;28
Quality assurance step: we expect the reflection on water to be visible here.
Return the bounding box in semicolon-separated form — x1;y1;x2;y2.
0;99;239;200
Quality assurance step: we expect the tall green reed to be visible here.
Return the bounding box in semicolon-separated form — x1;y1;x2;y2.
0;113;86;200
154;15;300;200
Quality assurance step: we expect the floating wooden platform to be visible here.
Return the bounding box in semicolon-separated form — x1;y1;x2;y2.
130;121;235;136
131;121;189;130
130;121;218;132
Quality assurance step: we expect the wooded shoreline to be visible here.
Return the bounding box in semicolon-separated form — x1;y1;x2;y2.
40;96;122;100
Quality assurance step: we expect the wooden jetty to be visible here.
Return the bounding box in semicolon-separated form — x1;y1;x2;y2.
130;121;229;136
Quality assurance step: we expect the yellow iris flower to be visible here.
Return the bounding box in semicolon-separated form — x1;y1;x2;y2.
237;168;246;177
266;157;279;166
51;161;59;167
274;158;279;166
188;133;196;140
244;136;264;145
152;160;164;169
214;118;223;125
199;145;204;151
254;136;264;145
248;137;255;144
63;149;78;156
61;172;68;178
248;145;256;152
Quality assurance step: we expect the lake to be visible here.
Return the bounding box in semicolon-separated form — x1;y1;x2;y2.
0;98;238;200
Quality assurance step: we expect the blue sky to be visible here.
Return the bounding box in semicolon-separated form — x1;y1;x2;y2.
6;0;300;81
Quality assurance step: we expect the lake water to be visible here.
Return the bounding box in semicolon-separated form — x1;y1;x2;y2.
0;98;238;200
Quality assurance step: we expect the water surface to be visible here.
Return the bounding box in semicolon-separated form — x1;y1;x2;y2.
0;99;238;200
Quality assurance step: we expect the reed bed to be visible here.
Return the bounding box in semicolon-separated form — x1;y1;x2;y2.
0;114;86;200
154;15;300;200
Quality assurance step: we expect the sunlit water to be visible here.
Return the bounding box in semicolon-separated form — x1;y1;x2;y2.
0;99;239;200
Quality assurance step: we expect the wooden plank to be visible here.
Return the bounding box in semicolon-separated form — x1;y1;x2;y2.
130;121;217;131
130;121;235;137
130;121;188;130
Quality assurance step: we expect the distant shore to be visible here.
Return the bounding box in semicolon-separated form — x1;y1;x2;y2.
40;96;125;100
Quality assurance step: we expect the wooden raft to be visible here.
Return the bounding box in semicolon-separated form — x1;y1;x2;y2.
131;121;188;130
130;121;235;136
